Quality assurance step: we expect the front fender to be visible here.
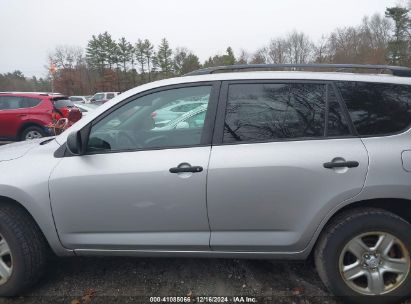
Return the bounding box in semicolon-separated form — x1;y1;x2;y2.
0;140;73;256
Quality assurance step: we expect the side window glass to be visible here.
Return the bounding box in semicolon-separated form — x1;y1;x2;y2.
6;97;21;109
107;93;115;99
337;82;411;136
0;97;40;110
0;97;9;110
327;87;350;136
20;97;41;108
223;83;326;143
93;94;104;101
87;86;212;152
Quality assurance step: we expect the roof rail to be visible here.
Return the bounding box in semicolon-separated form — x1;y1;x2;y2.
0;92;64;96
184;64;411;77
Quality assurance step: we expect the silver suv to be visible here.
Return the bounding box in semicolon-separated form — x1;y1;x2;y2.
1;64;411;303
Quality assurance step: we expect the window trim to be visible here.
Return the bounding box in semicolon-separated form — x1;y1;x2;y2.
331;81;358;136
212;79;356;146
67;81;221;157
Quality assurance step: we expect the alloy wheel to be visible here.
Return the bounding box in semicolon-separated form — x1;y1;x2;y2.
339;231;410;295
0;233;12;285
25;130;43;140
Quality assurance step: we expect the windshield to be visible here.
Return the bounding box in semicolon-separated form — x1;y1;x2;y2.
93;93;105;101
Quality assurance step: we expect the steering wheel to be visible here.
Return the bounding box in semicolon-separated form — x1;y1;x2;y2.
116;131;142;150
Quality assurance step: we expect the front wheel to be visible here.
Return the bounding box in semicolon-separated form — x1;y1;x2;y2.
315;208;411;304
21;126;46;141
0;205;48;296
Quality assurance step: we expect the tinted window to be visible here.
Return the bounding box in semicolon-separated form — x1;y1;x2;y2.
87;86;212;152
106;93;115;99
93;93;105;101
327;88;350;136
337;82;411;136
0;96;41;110
223;83;326;143
53;99;75;109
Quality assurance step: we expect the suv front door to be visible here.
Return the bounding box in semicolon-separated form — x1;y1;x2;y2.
207;81;368;252
49;83;219;251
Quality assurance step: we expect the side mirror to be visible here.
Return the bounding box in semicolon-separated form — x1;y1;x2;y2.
90;98;95;102
66;131;83;155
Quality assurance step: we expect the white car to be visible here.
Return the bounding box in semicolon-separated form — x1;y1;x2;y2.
90;92;120;104
152;100;207;127
155;104;207;130
73;102;99;117
69;96;89;104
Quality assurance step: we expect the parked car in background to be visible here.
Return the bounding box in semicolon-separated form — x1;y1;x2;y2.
89;92;119;104
0;92;82;141
155;104;207;130
152;100;207;127
73;102;99;117
69;96;89;104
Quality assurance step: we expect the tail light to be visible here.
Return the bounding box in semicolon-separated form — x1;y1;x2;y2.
52;109;62;122
151;112;157;119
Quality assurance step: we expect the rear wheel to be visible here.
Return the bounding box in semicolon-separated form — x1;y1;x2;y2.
21;126;46;141
315;208;411;304
0;205;48;296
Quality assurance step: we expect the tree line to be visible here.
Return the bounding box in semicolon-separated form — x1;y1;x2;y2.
1;5;411;95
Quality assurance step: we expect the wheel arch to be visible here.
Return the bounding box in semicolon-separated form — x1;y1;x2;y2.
18;122;47;140
309;198;411;257
0;194;73;257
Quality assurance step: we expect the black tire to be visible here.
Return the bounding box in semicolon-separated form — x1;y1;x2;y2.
0;204;48;296
20;126;46;141
315;208;411;304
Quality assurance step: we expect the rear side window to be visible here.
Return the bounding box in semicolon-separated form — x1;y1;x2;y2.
53;99;75;109
0;96;41;110
223;83;327;143
106;93;115;99
337;82;411;136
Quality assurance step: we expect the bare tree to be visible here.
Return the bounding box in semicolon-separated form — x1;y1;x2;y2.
267;38;288;64
285;31;314;64
313;35;330;63
250;47;269;64
236;49;250;64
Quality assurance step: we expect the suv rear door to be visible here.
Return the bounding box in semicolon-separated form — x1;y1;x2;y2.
0;95;41;140
207;80;369;252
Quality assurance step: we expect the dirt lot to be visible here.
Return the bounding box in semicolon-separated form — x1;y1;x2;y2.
2;257;341;304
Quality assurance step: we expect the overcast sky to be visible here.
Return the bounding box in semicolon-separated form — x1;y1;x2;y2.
0;0;401;78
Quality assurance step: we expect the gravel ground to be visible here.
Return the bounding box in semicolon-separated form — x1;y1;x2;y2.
0;256;408;304
2;257;340;304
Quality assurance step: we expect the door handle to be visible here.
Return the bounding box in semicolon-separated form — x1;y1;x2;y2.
169;164;203;173
323;161;359;169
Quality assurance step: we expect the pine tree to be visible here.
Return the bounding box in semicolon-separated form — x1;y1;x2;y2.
157;38;173;76
135;39;147;76
117;37;134;74
385;7;410;64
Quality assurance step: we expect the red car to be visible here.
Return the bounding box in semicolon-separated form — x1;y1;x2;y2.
0;92;82;141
